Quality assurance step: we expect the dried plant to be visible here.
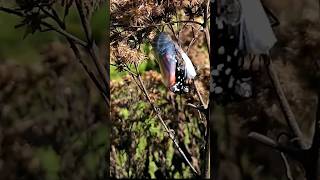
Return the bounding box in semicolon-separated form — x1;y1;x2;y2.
110;0;211;178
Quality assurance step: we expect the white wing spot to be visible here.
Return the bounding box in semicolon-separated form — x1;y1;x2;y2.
218;46;225;55
228;76;235;88
217;19;224;29
214;87;223;94
227;55;232;62
212;70;219;76
217;64;224;71
225;68;232;75
234;49;238;56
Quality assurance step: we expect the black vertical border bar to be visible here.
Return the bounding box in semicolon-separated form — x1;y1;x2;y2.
210;0;219;179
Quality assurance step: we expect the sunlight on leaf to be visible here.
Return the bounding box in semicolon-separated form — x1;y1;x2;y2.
148;157;158;179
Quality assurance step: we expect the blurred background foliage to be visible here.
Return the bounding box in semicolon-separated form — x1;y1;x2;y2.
213;0;320;179
0;2;108;180
0;1;107;63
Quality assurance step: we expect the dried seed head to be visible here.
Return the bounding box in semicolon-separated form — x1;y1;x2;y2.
111;42;145;65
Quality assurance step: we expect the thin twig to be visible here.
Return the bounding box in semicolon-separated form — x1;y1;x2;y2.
38;5;65;28
130;62;200;176
73;1;109;98
74;0;93;44
186;103;206;112
69;40;109;105
186;27;201;53
41;21;88;47
0;6;23;16
249;132;279;149
194;81;207;109
280;152;294;180
88;45;110;97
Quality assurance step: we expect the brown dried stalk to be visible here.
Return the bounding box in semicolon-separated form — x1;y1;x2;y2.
124;62;200;176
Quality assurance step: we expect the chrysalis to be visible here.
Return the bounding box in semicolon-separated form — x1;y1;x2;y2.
154;32;197;93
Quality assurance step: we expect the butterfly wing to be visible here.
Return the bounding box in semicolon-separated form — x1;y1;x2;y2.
155;33;177;89
179;49;197;79
159;53;176;88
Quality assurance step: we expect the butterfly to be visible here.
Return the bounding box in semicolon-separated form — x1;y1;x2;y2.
154;32;197;93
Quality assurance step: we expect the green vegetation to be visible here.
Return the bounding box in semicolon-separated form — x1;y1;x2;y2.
0;3;108;180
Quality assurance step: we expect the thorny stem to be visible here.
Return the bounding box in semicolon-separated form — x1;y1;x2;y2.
129;63;200;176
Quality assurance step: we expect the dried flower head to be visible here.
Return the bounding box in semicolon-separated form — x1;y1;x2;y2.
111;42;145;65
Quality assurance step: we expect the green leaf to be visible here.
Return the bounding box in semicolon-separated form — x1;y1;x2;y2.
148;157;158;179
35;146;60;180
136;136;147;159
119;108;129;119
84;152;100;177
166;140;174;167
184;126;190;145
174;171;181;179
92;125;108;148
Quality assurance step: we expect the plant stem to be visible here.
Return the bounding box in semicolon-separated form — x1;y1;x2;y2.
131;63;200;176
266;56;307;149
